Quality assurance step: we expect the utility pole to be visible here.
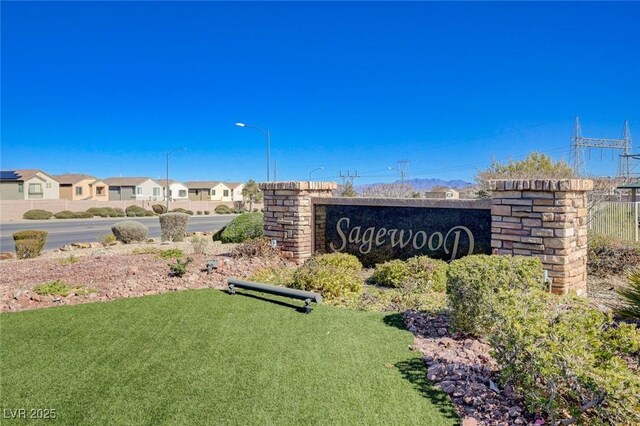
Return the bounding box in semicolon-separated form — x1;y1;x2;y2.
273;160;278;181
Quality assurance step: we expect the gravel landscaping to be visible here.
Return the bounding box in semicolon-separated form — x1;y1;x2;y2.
0;237;293;312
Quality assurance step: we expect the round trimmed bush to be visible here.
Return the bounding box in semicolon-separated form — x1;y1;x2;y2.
125;205;146;215
292;253;363;299
152;204;167;214
111;221;148;244
54;210;91;219
23;209;53;220
219;212;263;243
372;256;448;292
159;212;190;242
86;207;110;217
214;205;232;214
76;211;94;219
13;230;48;259
446;254;545;336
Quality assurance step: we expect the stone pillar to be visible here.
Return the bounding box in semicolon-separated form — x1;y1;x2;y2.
259;181;337;263
489;179;593;295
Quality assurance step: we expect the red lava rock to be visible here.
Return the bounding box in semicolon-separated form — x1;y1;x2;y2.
462;418;480;426
0;252;14;260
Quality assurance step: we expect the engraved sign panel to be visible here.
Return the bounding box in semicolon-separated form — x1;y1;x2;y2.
321;204;491;266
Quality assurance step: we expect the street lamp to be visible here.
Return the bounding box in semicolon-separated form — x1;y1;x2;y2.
166;148;185;211
235;122;270;181
309;167;324;180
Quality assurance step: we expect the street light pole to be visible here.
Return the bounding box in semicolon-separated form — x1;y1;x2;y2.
166;148;185;212
309;166;324;180
235;122;270;181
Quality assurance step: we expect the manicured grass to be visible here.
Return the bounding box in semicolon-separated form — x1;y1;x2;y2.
0;290;457;425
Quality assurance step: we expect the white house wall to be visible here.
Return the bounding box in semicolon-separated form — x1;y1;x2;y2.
136;179;163;201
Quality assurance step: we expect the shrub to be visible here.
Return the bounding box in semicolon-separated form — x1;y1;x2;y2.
250;267;296;286
33;280;92;296
215;205;232;214
23;209;53;220
186;210;194;215
112;208;125;217
158;248;183;259
490;289;640;425
152;204;167;214
204;210;210;215
197;211;203;215
76;211;94;218
97;233;116;245
168;257;193;277
219;212;263;243
616;269;640;320
125;205;146;215
86;207;109;217
230;237;278;258
291;253;363;298
159;212;189;242
331;286;448;313
190;235;209;255
212;227;226;242
13;230;47;259
111;221;148;244
588;234;640;277
54;210;81;219
59;254;80;265
126;211;137;217
446;254;544;336
371;256;448;292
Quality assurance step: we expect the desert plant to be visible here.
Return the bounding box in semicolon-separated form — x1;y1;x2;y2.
125;205;146;215
219;212;263;243
86;207;110;217
23;209;53;220
112;207;126;217
97;233;116;245
241;179;263;211
159;212;189;242
214;204;232;214
168;257;193;277
197;211;203;215
371;256;448;292
212;227;226;242
489;289;640;425
13;230;48;259
132;247;160;255
33;280;92;296
291;253;363;299
152;204;167;214
111;221;148;244
158;248;184;259
446;254;545;336
190;235;209;255
59;254;80;265
250;267;296;287
54;210;81;219
230;237;278;258
616;269;640;320
204;210;210;215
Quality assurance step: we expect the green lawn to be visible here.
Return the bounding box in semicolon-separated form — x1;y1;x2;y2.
0;289;458;425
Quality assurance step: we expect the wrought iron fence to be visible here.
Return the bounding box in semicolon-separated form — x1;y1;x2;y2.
588;201;639;242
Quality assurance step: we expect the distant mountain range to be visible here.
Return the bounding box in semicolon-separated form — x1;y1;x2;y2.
358;178;473;191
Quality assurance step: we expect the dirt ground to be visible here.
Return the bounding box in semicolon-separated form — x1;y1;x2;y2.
0;238;293;312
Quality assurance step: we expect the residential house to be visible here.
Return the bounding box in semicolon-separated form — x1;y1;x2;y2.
104;177;163;201
157;179;189;201
54;174;109;201
0;169;60;200
424;188;460;199
184;181;222;201
225;182;245;202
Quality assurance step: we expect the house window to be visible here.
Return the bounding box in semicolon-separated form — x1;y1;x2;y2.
96;187;104;195
153;187;160;196
179;190;186;197
46;182;52;189
223;190;229;197
75;187;83;196
28;183;43;197
136;187;143;195
212;190;216;196
18;183;23;193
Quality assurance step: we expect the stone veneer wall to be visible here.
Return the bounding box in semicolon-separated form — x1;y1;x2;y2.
489;179;593;295
259;181;336;263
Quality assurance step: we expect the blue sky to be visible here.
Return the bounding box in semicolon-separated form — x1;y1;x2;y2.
2;1;639;184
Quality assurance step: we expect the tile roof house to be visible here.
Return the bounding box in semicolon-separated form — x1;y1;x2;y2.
103;177;163;201
184;181;223;201
157;179;189;201
0;169;60;200
225;182;245;202
53;174;108;201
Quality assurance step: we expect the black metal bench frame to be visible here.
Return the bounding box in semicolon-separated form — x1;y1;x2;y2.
227;278;322;314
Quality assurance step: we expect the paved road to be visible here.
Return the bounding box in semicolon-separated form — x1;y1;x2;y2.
0;215;236;252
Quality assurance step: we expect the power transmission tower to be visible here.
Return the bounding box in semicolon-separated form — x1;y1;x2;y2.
396;160;410;185
338;170;360;186
570;116;634;179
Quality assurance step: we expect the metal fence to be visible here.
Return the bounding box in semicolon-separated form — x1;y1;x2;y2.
588;202;639;242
